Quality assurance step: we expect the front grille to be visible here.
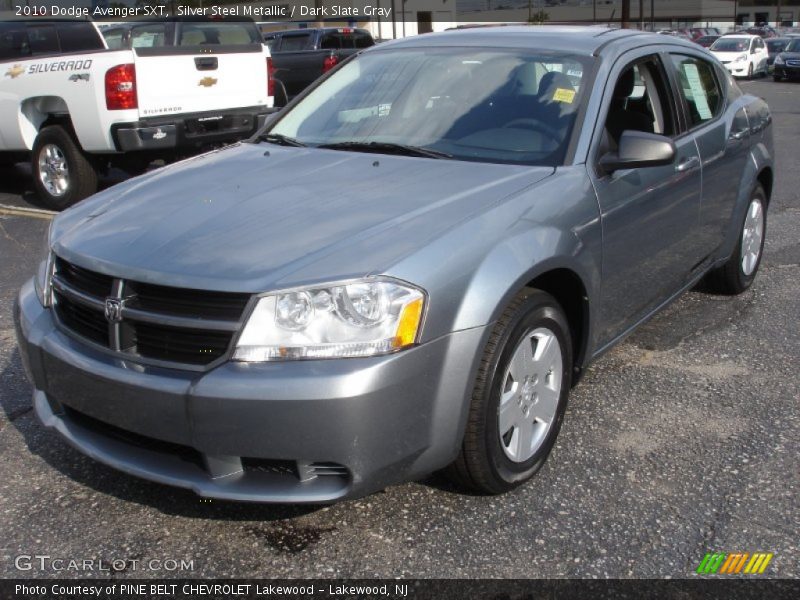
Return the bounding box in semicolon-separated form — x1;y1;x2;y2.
127;280;250;320
54;294;109;346
51;256;251;369
788;60;800;67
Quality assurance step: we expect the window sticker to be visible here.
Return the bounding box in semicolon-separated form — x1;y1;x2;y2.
683;63;713;120
553;88;576;103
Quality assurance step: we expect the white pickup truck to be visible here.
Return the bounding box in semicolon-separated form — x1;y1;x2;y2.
0;17;275;209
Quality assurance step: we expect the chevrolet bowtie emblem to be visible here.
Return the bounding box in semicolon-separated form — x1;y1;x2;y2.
5;64;25;79
198;77;218;87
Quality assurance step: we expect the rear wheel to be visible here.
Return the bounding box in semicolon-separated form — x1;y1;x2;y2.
704;185;767;295
32;125;98;210
446;289;572;494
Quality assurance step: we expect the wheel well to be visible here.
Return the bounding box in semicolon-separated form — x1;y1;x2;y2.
526;269;589;381
757;167;773;206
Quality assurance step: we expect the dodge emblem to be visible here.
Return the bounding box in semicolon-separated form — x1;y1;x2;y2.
104;298;123;323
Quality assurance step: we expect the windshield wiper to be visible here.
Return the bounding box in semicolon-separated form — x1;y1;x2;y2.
317;141;452;159
255;133;307;147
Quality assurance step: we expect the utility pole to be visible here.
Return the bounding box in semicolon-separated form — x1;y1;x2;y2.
621;0;631;28
776;0;783;28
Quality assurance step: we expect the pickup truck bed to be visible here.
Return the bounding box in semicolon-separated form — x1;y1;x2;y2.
265;27;374;99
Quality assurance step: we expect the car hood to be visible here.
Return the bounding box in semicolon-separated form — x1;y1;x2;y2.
778;51;800;59
53;143;552;292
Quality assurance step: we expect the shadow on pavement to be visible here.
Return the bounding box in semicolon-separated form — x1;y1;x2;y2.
0;347;319;523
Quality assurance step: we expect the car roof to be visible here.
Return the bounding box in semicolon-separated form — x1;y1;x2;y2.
374;25;697;56
270;27;369;35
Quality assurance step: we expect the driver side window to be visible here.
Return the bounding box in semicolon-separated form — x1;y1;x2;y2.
601;57;676;152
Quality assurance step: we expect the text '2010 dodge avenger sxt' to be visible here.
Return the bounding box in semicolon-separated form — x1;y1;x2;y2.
15;27;774;503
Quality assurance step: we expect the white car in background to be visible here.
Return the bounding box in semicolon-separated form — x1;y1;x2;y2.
709;34;769;78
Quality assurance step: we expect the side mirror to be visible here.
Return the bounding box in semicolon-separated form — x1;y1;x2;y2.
599;131;677;175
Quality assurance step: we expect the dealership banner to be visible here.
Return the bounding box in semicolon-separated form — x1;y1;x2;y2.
4;579;800;599
1;1;785;26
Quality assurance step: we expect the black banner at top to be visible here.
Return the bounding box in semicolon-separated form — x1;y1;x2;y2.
0;1;780;27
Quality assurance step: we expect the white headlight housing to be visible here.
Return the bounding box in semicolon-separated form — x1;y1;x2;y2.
34;224;54;308
735;54;748;62
233;279;426;361
775;55;785;65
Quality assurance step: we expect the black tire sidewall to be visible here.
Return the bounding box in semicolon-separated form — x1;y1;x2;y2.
481;294;572;488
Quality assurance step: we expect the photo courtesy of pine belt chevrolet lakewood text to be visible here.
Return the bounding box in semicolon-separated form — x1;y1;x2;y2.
15;27;774;503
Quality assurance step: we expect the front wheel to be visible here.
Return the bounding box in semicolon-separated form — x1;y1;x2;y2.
747;62;754;78
32;125;98;210
446;289;572;494
704;185;767;295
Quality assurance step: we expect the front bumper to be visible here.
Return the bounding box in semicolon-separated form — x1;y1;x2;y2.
773;64;800;78
14;279;486;503
722;62;750;77
112;106;275;152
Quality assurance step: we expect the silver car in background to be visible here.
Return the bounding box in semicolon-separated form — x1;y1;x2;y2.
15;27;773;502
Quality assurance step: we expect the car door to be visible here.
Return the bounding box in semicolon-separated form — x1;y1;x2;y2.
589;51;704;345
667;53;752;259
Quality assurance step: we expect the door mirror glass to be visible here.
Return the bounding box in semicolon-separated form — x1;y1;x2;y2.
599;131;676;174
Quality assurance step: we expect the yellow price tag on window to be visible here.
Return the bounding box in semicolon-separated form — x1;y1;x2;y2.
552;88;576;103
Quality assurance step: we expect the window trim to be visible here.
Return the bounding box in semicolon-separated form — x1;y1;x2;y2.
664;51;727;138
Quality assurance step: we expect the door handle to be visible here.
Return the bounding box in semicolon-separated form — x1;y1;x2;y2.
675;156;700;173
729;129;748;141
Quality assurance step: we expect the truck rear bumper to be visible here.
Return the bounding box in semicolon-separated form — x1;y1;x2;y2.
113;106;274;152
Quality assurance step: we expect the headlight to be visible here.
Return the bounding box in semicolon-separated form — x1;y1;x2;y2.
34;223;54;308
233;279;426;361
735;54;748;63
775;55;785;65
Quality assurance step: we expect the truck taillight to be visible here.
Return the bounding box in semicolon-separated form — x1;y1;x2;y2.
105;64;137;110
267;57;275;97
322;54;338;73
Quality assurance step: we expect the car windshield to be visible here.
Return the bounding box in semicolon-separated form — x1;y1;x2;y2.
711;38;750;52
267;47;593;166
787;39;800;52
767;39;788;53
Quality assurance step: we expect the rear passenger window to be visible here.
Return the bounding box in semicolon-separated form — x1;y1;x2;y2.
27;26;59;55
670;55;723;128
132;25;167;48
280;34;311;52
56;22;105;52
0;23;31;59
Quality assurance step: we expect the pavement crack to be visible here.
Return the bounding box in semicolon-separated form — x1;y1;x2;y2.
0;219;26;249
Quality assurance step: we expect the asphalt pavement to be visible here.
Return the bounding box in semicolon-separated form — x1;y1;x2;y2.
0;79;797;579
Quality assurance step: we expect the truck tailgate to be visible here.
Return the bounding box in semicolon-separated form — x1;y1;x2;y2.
133;46;268;117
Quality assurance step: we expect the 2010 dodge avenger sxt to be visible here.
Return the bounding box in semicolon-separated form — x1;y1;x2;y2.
15;27;773;502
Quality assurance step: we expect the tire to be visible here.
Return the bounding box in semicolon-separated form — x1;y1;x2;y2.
774;74;782;82
704;185;767;295
446;289;573;494
747;62;754;78
32;125;98;210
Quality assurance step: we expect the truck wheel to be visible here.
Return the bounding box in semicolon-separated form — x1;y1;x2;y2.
704;185;767;295
32;126;98;210
446;289;572;494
